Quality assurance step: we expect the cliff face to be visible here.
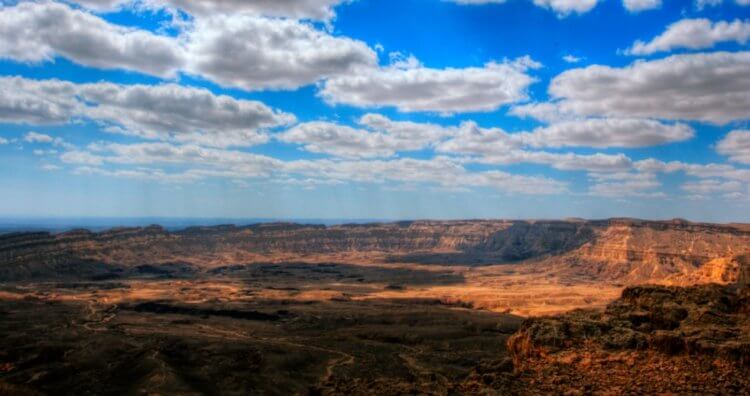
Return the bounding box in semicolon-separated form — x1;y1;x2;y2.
2;218;750;284
556;219;750;284
0;221;510;280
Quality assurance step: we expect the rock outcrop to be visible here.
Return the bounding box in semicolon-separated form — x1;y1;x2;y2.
499;284;750;394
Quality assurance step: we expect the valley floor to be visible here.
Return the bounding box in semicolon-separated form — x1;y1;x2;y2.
1;262;746;395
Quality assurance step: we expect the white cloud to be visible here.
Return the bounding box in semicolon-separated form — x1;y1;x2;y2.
548;51;750;124
716;129;750;164
0;77;79;125
585;171;664;197
0;2;378;92
448;0;601;15
288;156;567;194
588;178;664;197
23;131;73;148
437;117;693;152
1;77;293;148
634;159;750;182
446;0;599;16
279;122;403;158
75;142;281;173
532;0;599;16
435;122;519;155
562;54;582;63
0;1;185;78
509;102;573;123
61;141;567;194
40;163;61;171
159;0;346;20
519;118;694;148
72;0;348;20
448;0;507;3
476;151;634;172
0;137;8;145
320;56;539;113
695;0;750;10
623;0;661;12
184;14;376;91
23;131;54;144
682;179;743;194
79;82;294;147
278;114;452;158
73;165;213;184
281;113;688;161
523;152;634;172
627;19;750;55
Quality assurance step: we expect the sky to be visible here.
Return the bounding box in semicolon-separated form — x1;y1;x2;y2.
0;0;749;222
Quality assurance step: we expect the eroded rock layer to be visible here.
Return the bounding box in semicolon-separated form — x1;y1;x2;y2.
2;218;750;284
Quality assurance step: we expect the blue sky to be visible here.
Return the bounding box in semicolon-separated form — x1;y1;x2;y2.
1;0;749;222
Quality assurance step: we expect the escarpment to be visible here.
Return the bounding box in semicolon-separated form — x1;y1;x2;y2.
2;218;750;283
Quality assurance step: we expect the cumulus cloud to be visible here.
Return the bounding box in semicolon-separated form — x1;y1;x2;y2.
435;122;519;155
627;19;750;55
23;131;55;144
682;179;743;194
0;77;79;125
279;122;404;158
547;51;750;124
79;83;295;147
73;166;218;184
0;2;378;91
437;118;692;152
278;114;452;158
509;102;574;123
0;1;185;78
623;0;661;12
1;77;293;147
158;0;346;20
72;0;347;20
588;176;664;197
22;131;73;149
562;54;582;63
61;141;567;194
474;151;634;172
395;131;642;177
447;0;507;4
635;158;750;182
716;130;750;164
288;156;566;194
532;0;599;16
519;118;694;148
320;56;539;114
446;0;599;16
695;0;750;9
281;113;688;161
184;15;376;91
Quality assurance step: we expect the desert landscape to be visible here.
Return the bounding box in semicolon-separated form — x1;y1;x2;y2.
1;218;749;394
3;0;749;393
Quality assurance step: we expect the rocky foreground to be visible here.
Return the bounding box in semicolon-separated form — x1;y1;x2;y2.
461;284;750;394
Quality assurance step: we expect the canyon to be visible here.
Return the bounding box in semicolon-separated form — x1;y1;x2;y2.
2;218;749;286
1;218;749;394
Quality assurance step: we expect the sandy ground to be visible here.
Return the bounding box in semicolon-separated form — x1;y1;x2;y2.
0;262;623;317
